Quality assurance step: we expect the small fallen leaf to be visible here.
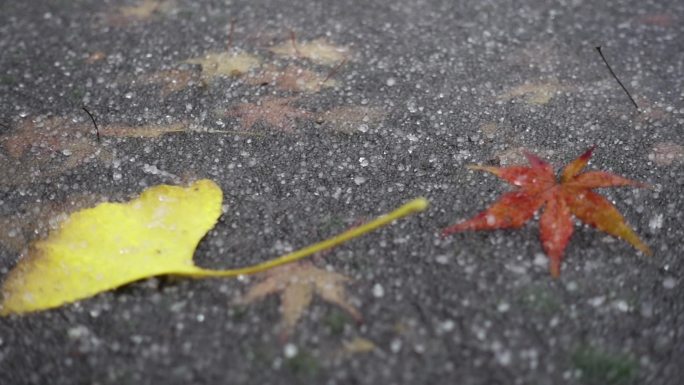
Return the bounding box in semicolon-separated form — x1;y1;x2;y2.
498;81;568;105
248;65;338;93
226;97;311;131
239;261;360;339
186;52;261;80
100;122;187;138
270;38;348;66
638;14;675;27
443;147;651;277
648;142;683;166
85;51;107;64
0;179;427;315
0;117;106;186
141;68;202;97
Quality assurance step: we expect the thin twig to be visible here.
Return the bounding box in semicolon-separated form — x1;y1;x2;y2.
595;46;639;111
289;30;301;57
227;18;236;51
320;58;348;85
82;107;100;142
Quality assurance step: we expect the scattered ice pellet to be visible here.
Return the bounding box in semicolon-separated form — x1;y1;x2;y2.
439;320;455;332
497;302;510;313
434;255;450;264
648;214;663;233
359;157;369;167
588;296;606;307
283;343;298;358
386;77;396;86
372;283;385;298
663;277;676;289
612;300;630;312
390;338;402;353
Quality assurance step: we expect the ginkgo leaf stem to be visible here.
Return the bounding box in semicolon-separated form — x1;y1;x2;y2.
183;197;429;278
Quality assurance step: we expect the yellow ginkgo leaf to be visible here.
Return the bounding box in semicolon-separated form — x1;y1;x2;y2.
0;180;427;315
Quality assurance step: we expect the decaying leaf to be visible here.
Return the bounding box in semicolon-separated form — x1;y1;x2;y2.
186;52;261;80
270;38;349;66
226;97;311;131
1;117;94;160
107;0;175;26
498;81;568;105
0;179;427;315
248;65;338;93
315;106;386;134
0;117;106;186
141;68;202;97
648;142;683;166
101;122;187;138
85;51;107;64
238;261;360;339
443;147;651;277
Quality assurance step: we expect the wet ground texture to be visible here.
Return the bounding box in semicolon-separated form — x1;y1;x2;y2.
0;0;683;384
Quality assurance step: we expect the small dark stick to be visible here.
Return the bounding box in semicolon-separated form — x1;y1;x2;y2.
82;107;100;143
320;58;348;85
595;46;639;111
227;18;236;51
289;30;301;57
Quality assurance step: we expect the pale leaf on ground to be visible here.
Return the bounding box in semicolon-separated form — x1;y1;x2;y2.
186;52;261;80
270;38;349;66
237;261;361;339
248;65;338;93
498;81;569;105
226;97;311;131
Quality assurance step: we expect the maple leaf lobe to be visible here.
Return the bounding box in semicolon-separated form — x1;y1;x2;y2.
444;148;651;277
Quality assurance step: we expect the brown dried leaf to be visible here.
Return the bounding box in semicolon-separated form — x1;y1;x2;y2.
141;69;202;97
648;142;683;166
270;38;349;66
248;65;337;93
226;97;311;132
85;51;107;64
238;261;361;339
0;117;192;186
1;117;94;159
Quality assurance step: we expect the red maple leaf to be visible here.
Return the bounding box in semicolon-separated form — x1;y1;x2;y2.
442;147;652;277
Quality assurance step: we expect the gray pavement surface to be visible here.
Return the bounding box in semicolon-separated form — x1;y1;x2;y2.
1;0;683;384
